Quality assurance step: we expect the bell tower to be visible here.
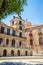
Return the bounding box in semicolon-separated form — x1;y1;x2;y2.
10;15;26;48
10;15;25;30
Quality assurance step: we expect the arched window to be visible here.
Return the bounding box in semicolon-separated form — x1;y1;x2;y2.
6;39;9;45
12;39;15;47
19;32;22;37
19;41;22;46
39;38;42;45
18;50;20;56
25;51;28;56
0;38;3;44
3;49;7;56
11;50;14;56
30;39;33;46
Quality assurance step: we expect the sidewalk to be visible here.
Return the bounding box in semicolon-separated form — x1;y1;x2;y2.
0;56;43;64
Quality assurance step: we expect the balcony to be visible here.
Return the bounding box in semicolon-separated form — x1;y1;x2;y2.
0;32;26;40
0;45;30;49
3;45;8;47
18;35;26;39
29;33;33;37
11;45;15;47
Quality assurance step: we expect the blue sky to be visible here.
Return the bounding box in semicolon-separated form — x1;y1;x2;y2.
1;0;43;25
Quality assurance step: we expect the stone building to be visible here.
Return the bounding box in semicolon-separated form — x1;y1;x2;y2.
0;15;43;57
25;23;43;55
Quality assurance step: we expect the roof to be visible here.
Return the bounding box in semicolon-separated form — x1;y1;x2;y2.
25;24;43;30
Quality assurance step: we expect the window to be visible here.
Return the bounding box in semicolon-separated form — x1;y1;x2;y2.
0;25;1;33
38;28;42;33
0;38;3;44
25;51;28;56
13;16;15;18
19;32;22;37
29;30;32;36
39;38;42;45
30;39;33;46
12;21;14;25
19;26;22;30
19;16;21;19
7;28;10;35
12;39;15;47
11;50;14;56
1;26;4;33
38;28;42;35
19;21;22;25
6;39;9;45
3;49;7;56
12;30;15;36
30;30;32;34
19;41;22;46
18;50;20;56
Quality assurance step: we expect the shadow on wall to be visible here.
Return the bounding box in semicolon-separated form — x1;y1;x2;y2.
0;62;43;65
0;62;25;65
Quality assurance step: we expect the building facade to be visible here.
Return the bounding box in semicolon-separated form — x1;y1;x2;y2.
25;24;43;56
0;15;43;57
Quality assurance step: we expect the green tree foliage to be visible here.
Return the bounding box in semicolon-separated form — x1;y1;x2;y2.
0;0;27;20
